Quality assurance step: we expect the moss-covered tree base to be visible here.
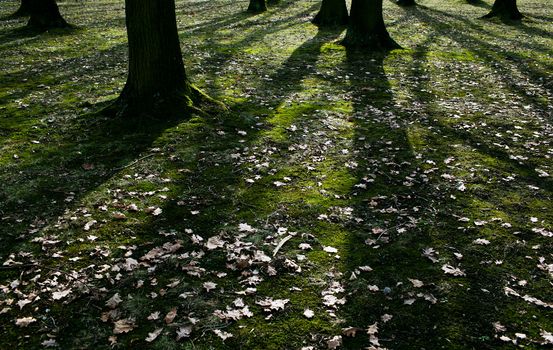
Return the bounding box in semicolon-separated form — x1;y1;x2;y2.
109;84;224;119
342;32;401;51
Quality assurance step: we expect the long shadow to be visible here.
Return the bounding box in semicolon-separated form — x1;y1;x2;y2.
363;17;552;348
338;43;530;348
405;6;553;193
0;24;76;47
0;42;126;117
192;1;322;100
0;107;201;257
0;21;346;348
338;50;462;349
411;6;552;107
464;0;491;10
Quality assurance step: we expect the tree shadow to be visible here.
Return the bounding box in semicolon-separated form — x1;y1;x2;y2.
411;5;552;106
0;20;346;349
464;0;491;10
0;23;77;47
338;38;532;348
0;104;206;257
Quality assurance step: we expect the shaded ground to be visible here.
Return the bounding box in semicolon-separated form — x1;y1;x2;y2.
0;0;552;349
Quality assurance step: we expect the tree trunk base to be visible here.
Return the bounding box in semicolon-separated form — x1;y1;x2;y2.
27;0;70;31
27;17;70;31
396;0;416;7
312;14;349;27
342;32;401;51
110;84;224;119
482;1;523;21
247;0;267;13
312;0;349;27
482;11;523;20
12;7;31;18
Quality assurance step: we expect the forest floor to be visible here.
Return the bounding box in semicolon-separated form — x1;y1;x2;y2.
0;0;552;349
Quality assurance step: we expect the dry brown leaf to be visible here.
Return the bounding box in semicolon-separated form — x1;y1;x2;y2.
113;319;136;334
165;308;177;324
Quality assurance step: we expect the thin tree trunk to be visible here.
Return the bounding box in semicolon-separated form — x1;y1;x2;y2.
483;0;523;20
117;0;200;117
27;0;69;30
342;0;400;50
247;0;267;13
12;0;32;17
312;0;349;27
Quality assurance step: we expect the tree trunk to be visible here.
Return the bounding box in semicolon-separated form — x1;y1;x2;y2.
312;0;349;27
247;0;267;13
396;0;416;6
27;0;69;30
117;0;201;117
12;0;32;17
483;0;523;20
342;0;400;50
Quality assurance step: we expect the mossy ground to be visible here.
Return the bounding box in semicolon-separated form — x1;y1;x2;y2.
0;0;552;349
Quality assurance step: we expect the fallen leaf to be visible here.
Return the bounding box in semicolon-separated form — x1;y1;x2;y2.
213;329;233;340
176;326;192;341
408;278;424;288
342;326;363;337
52;289;72;300
145;328;163;342
106;293;122;309
327;335;342;349
113;319;136;334
15;317;36;327
203;281;217;292
164;308;177;324
441;264;466;276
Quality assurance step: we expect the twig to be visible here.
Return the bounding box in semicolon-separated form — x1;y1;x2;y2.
273;234;293;256
111;153;156;172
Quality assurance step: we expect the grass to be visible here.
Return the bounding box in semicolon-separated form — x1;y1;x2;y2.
0;0;552;349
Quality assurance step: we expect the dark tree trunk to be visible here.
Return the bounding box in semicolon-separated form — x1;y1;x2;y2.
483;0;523;20
117;0;202;117
247;0;267;13
342;0;400;50
267;0;280;4
27;0;69;30
312;0;349;27
12;0;32;17
396;0;416;6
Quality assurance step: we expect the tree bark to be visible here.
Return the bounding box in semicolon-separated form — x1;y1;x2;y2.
483;0;523;20
247;0;267;13
342;0;400;50
117;0;201;117
12;0;32;17
27;0;69;30
396;0;416;6
312;0;349;27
